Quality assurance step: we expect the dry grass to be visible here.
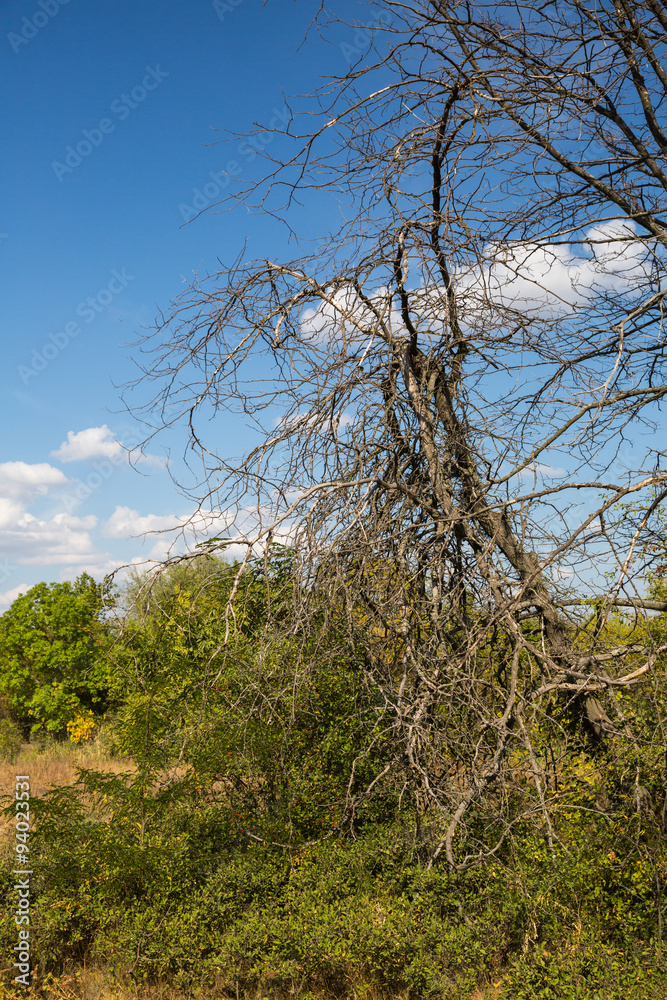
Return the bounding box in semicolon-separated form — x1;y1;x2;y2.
0;740;133;853
1;973;508;1000
2;969;232;1000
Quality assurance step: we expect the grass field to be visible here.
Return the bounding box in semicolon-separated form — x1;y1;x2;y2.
0;740;132;851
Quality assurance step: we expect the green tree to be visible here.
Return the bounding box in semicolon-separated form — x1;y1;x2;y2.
0;573;112;735
107;548;391;843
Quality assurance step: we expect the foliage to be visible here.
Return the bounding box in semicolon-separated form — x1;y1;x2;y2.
0;574;113;736
0;556;664;996
104;550;394;845
0;554;664;996
499;946;667;1000
1;769;666;996
66;711;96;744
0;718;22;763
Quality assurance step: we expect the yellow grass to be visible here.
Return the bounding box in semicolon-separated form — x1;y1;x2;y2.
0;740;132;854
1;973;506;1000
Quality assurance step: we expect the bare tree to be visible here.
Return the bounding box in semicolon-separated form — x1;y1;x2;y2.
127;0;667;868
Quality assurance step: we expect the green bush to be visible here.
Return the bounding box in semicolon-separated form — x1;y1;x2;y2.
1;552;666;997
500;944;667;1000
0;718;21;762
1;754;666;998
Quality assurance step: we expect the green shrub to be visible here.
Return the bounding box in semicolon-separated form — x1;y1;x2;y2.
0;718;21;762
500;944;667;1000
1;762;666;999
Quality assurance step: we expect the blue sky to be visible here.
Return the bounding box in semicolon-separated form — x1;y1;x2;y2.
0;0;376;605
0;0;661;608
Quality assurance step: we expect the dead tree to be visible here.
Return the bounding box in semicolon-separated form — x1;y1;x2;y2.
127;0;667;867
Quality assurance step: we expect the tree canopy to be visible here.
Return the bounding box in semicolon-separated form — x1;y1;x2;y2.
0;573;111;735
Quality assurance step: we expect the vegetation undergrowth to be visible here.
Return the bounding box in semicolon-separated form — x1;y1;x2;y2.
0;775;666;999
0;550;665;997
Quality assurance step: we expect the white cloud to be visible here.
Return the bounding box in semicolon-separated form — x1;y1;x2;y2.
0;458;107;588
104;505;229;544
0;510;100;573
460;220;651;322
0;498;25;529
0;439;168;596
0;461;68;501
301;285;399;347
51;425;124;463
300;220;653;346
517;462;567;480
58;554;130;581
104;506;182;538
51;425;164;468
553;566;575;579
102;505;282;564
273;408;354;437
0;583;32;610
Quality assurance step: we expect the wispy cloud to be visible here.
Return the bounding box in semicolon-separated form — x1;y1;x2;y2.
300;220;653;346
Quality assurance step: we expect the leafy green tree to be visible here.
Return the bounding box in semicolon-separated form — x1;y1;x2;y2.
0;573;112;735
107;548;392;842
